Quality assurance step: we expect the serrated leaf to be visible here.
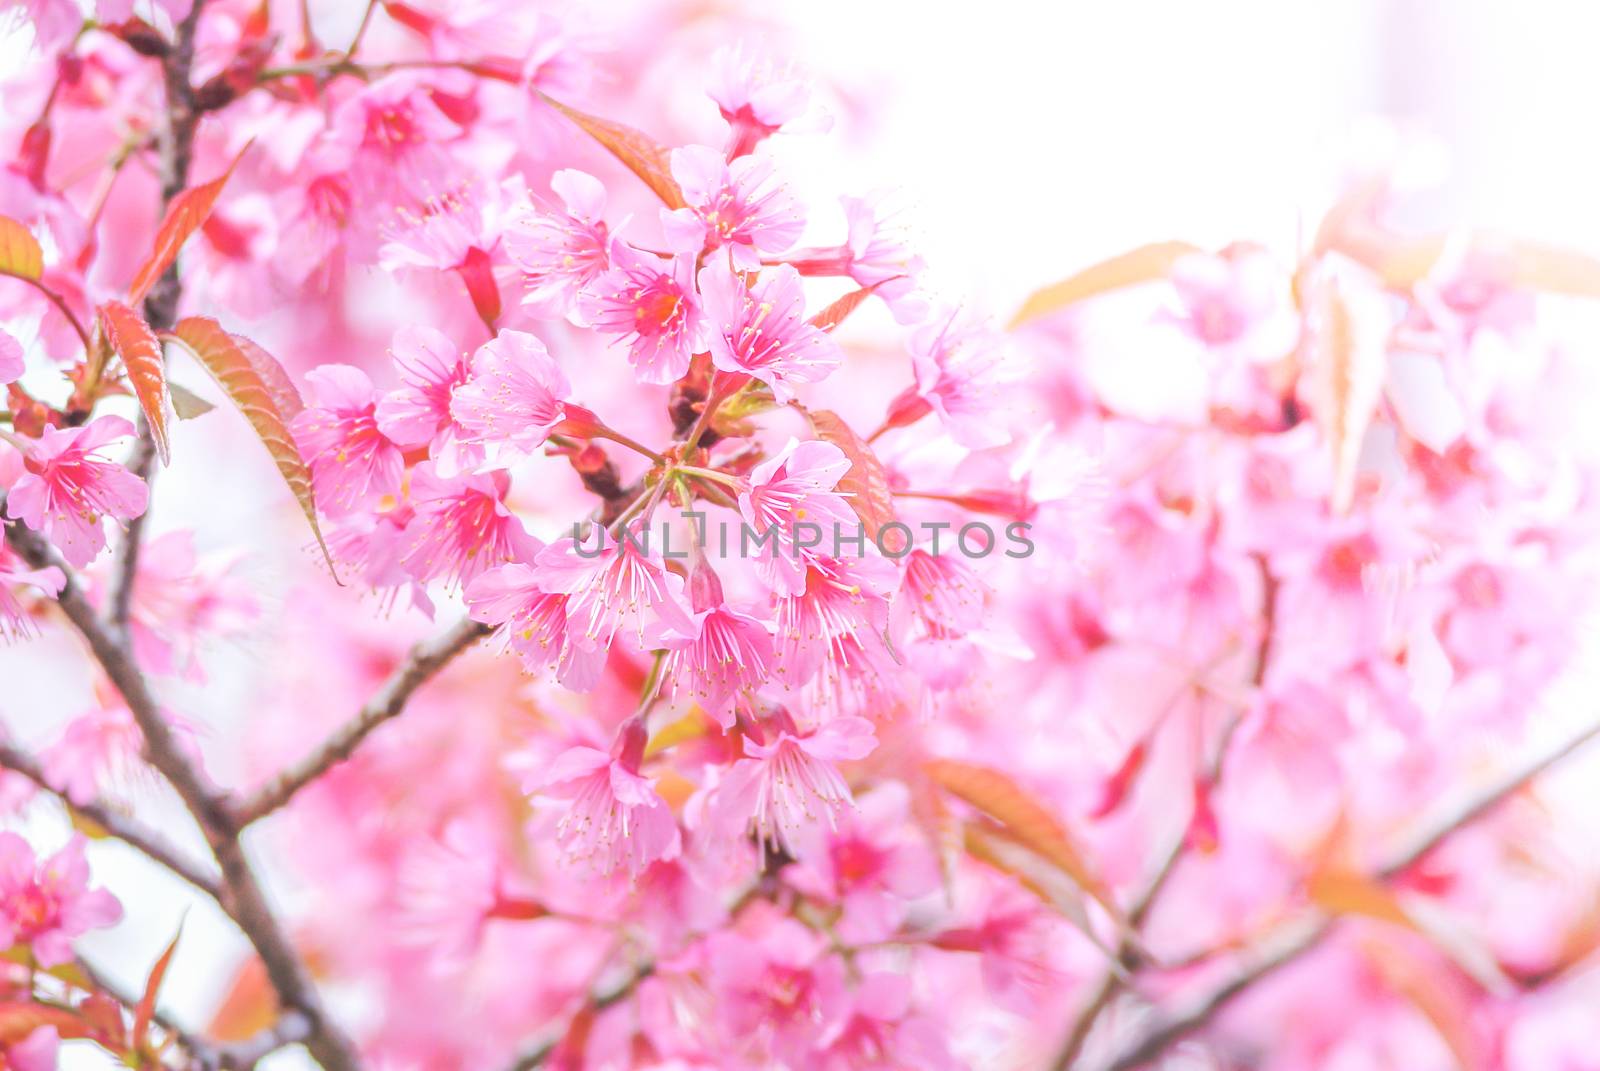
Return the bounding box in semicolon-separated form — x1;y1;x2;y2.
134;924;182;1048
98;300;171;465
807;409;896;540
169;317;333;573
0;216;44;281
541;95;685;210
926;758;1123;924
809;284;877;333
128;145;248;305
1008;240;1201;329
170;382;216;419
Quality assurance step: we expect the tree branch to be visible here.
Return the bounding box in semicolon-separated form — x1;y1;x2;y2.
1051;559;1279;1069
1092;713;1600;1070
2;521;361;1071
0;740;222;901
234;616;490;825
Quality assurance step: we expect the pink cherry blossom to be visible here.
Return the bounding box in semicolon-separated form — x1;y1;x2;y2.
323;74;462;204
464;560;606;692
505;169;611;320
375;325;478;474
773;553;899;699
533;526;694;650
290;365;405;518
699;261;843;401
577;244;704;384
540;719;680;878
713;712;876;857
0;1026;58;1071
661;145;804;270
0;538;63;641
399;464;529;590
903;307;1020;449
738;437;857;595
0;833;122;967
655;580;776;729
0;327;22;382
4;415;148;568
706;45;820;157
449;329;571;459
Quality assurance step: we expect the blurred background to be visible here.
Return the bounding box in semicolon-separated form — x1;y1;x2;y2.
6;0;1600;1066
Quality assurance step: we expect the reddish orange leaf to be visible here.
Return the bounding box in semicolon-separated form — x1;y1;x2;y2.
926;758;1123;923
0;215;44;281
0;1002;92;1044
127;146;248;304
1008;240;1201;329
204;956;277;1042
541;95;685;210
134;924;183;1048
809;284;877;333
99;299;171;465
807;409;896;540
170;317;333;573
230;332;304;419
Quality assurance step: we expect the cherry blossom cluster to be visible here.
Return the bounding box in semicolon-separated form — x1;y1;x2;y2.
3;2;1600;1070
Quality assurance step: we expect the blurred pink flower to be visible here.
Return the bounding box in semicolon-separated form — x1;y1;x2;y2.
291;365;405;518
0;833;122;967
3;415;148;568
662;145;804;270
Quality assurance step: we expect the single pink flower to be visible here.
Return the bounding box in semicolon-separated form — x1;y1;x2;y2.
41;703;142;808
505;169;611;321
577;244;704;384
654;566;776;728
705;914;848;1063
0;327;22;383
738;437;856;596
540;719;680;878
706;45;819;157
533;526;694;651
0;1025;58;1071
814;972;956;1071
0;540;63;642
112;530;257;682
661;145;804;270
324;73;462;203
399;464;530;590
784;195;925;322
378;176;521;275
290;365;405;518
699;261;842;402
464;560;607;692
4;415;148;568
713;712;876;857
375;325;478;475
449;329;571;459
0;833;122;967
897;547;988;637
773;553;899;696
905;308;1019;449
275;170;355;287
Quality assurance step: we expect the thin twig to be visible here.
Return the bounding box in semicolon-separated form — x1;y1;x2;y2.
1093;713;1600;1071
1;521;361;1071
0;740;222;901
233;616;490;825
1051;559;1280;1069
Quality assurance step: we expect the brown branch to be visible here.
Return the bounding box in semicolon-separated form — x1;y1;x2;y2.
1051;558;1280;1069
1092;713;1600;1070
2;521;361;1071
233;616;490;825
0;740;222;901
